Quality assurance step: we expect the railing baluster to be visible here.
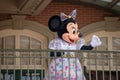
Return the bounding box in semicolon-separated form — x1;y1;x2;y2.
13;51;15;80
109;52;112;80
95;52;98;80
0;49;120;80
0;50;1;80
41;51;43;80
116;52;118;80
6;51;8;80
102;53;105;80
88;52;91;80
20;52;22;80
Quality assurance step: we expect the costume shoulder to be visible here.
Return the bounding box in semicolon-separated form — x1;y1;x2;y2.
49;38;62;49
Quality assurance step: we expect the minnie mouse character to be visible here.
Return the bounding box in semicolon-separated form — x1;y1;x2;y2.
44;9;101;80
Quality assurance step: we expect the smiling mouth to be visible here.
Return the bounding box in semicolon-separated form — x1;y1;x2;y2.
70;39;74;43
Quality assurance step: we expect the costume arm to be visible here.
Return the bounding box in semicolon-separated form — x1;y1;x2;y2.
77;35;102;50
80;45;93;50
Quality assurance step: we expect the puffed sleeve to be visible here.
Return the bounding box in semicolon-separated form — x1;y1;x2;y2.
49;38;63;57
76;38;93;50
49;39;61;49
76;38;85;50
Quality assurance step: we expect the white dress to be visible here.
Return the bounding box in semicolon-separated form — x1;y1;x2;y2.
44;38;86;80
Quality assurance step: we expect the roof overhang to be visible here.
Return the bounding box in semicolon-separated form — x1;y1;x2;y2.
0;0;52;15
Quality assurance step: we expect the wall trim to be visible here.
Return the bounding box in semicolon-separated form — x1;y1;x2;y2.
79;17;120;36
0;16;55;42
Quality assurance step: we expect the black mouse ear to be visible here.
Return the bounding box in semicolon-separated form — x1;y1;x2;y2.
48;15;61;32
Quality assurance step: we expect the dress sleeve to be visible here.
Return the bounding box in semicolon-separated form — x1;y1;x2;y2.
76;38;85;50
76;38;93;50
49;39;63;57
49;39;61;50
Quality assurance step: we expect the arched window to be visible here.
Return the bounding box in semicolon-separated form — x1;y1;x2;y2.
84;31;120;69
0;29;47;68
0;17;54;79
84;31;120;51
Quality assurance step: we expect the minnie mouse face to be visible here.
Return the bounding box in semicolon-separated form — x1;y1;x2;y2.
62;22;79;44
48;9;79;44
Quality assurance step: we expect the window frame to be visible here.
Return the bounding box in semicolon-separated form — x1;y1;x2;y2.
0;29;47;69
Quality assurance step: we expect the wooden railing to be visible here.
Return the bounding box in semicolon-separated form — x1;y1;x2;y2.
0;49;120;80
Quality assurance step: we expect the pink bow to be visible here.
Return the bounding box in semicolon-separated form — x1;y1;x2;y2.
60;9;77;21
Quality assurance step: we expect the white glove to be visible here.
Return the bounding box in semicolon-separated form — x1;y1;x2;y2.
90;35;102;47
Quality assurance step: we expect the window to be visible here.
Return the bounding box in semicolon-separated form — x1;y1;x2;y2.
112;37;120;50
20;36;41;65
0;36;15;65
0;29;47;67
0;29;46;80
20;36;41;49
96;37;108;50
84;31;120;70
85;31;120;51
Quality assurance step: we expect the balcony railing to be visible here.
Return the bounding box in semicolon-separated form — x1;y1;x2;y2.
0;49;120;80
